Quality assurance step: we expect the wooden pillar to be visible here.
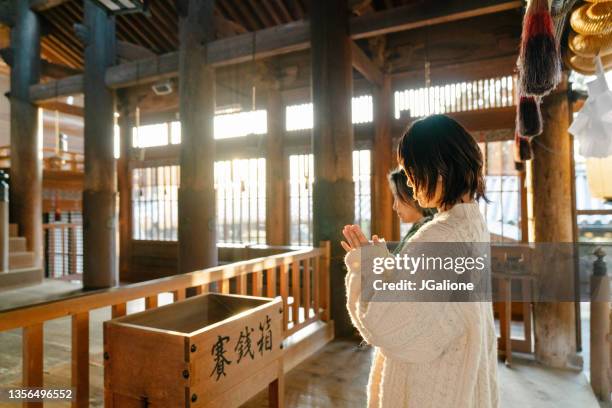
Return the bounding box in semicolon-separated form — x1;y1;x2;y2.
311;0;355;336
266;87;288;246
82;0;118;289
177;0;217;273
530;76;577;368
9;0;43;268
117;90;132;281
372;75;395;241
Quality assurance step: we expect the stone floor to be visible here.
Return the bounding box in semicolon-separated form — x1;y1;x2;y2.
0;280;603;407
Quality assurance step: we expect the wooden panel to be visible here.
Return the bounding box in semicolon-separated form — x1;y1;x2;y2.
266;268;277;298
320;242;331;322
291;261;300;326
71;312;89;408
280;264;289;333
173;289;185;302
252;271;263;297
303;259;311;320
22;323;43;408
104;322;188;404
111;303;126;319
236;275;248;295
145;295;158;309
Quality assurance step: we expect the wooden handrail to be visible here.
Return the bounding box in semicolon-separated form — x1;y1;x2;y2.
1;242;331;407
0;244;327;331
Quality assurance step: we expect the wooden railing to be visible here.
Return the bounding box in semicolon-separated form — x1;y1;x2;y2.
0;241;330;407
43;223;81;278
0;146;84;172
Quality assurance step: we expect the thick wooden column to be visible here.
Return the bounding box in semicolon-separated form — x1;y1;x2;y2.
266;87;288;246
9;0;42;268
82;0;118;288
372;75;395;241
117;90;132;281
177;0;217;273
311;0;355;336
530;76;577;368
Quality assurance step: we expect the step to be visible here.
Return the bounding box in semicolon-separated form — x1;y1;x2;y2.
0;267;43;292
9;251;36;270
9;224;17;238
9;237;26;252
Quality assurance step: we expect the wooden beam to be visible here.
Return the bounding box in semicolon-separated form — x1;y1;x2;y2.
530;77;577;369
30;0;71;12
82;0;118;289
38;100;83;117
350;0;522;39
265;87;288;245
311;0;355;337
10;0;43;270
177;0;217;274
29;74;83;102
41;59;81;78
29;0;521;98
117;40;156;61
351;41;383;87
372;75;394;240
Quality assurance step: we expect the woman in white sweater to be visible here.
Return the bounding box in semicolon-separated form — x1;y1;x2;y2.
341;114;499;407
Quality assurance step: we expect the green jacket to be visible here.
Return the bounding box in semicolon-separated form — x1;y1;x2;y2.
392;215;434;255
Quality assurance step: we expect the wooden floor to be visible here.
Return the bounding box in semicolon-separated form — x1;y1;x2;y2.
0;280;602;408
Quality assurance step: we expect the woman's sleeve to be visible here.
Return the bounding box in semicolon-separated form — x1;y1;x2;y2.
344;230;471;363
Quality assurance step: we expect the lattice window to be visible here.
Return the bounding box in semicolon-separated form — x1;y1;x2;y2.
285;96;374;131
480;140;521;241
289;151;372;245
394;75;517;119
132;165;180;240
214;158;266;244
44;211;83;278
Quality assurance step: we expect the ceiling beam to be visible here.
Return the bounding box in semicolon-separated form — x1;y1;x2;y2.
117;40;156;62
41;59;81;78
351;41;383;87
30;0;71;12
350;0;522;39
29;0;522;100
39;100;84;117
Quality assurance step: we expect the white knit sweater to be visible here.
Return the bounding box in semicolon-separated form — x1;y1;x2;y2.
344;203;499;408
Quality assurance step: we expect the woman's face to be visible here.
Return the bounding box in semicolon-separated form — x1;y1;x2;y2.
406;174;443;209
392;197;423;223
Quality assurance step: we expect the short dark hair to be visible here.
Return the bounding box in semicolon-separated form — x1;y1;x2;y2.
397;114;486;207
387;169;436;217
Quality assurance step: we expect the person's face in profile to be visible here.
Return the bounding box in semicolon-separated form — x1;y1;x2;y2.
392;197;423;224
405;172;443;209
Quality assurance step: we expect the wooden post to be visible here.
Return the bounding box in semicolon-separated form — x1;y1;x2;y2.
0;170;9;272
372;74;394;241
590;248;610;402
72;312;89;408
82;0;118;289
530;76;577;368
117;90;132;281
23;323;43;408
311;0;355;336
9;0;43;269
266;87;288;245
177;0;217;274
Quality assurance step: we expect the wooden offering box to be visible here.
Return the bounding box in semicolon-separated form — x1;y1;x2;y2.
104;293;284;407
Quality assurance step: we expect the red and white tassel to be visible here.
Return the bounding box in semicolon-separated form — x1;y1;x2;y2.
518;0;561;96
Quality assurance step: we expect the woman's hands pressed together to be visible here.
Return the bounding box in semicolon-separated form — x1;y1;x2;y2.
341;224;382;253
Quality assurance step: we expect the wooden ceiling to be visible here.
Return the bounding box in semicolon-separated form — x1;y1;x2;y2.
40;0;419;69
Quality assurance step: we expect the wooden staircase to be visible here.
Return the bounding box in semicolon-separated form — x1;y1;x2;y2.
0;224;43;291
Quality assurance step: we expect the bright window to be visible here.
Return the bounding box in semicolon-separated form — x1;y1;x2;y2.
394;75;516;119
215;158;267;244
289;151;371;245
